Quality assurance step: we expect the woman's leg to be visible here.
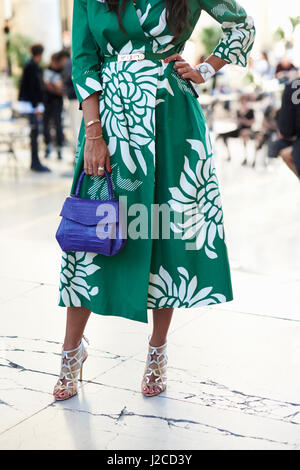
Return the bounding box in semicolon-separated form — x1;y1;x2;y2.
63;306;91;349
241;129;250;165
279;146;300;178
141;308;174;395
54;101;64;159
43;104;52;149
217;129;240;161
53;307;91;399
150;307;174;346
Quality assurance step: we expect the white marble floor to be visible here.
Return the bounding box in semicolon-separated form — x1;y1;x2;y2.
0;140;300;450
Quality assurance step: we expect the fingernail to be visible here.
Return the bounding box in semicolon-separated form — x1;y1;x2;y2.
164;58;169;63
109;167;112;173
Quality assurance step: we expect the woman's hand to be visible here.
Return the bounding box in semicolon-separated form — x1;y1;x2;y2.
165;53;228;85
84;123;111;177
164;53;205;85
81;92;111;177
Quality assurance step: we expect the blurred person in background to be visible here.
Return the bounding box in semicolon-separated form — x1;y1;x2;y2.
254;51;273;80
4;19;12;76
63;55;82;153
217;94;255;165
275;56;298;84
18;43;50;172
252;100;278;168
43;50;70;160
269;78;300;180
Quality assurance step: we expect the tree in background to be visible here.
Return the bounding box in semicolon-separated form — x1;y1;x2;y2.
197;25;222;57
6;33;35;86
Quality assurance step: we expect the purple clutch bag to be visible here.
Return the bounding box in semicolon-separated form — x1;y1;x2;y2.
56;170;127;256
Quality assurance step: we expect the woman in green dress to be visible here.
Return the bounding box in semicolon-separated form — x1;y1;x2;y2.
53;0;255;400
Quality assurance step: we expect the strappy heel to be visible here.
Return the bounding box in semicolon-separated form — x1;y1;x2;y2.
141;340;168;397
53;335;89;401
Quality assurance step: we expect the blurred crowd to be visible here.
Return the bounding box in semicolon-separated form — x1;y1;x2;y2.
197;50;300;180
17;43;80;172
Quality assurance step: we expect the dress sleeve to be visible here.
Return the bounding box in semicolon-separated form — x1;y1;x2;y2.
72;0;103;109
199;0;256;67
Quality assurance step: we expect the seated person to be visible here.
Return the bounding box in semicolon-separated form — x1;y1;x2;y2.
275;57;298;84
269;78;300;179
253;102;278;167
217;94;255;165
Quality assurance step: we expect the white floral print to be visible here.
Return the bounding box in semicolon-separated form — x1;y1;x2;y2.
168;136;224;259
142;8;175;53
148;266;226;308
100;39;175;176
87;163;143;200
212;0;244;17
59;252;100;307
100;51;158;175
214;16;255;67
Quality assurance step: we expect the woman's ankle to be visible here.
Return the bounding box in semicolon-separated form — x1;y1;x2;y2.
63;337;82;351
149;336;167;347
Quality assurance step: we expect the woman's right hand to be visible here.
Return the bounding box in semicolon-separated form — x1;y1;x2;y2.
84;124;111;177
81;93;111;177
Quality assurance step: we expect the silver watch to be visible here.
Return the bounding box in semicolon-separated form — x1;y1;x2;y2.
195;62;216;83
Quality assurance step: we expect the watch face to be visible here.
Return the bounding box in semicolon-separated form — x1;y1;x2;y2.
196;63;215;83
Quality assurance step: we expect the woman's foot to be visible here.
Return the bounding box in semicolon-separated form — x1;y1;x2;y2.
141;339;168;397
53;336;88;401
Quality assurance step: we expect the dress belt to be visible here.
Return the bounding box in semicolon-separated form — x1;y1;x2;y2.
102;51;174;63
101;50;199;98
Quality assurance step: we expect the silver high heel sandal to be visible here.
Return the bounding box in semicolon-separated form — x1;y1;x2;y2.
53;335;89;401
141;340;168;397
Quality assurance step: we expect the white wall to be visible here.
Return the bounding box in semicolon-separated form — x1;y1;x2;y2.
10;0;63;61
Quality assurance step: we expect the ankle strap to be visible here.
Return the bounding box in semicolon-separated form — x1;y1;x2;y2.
148;341;167;351
62;335;89;354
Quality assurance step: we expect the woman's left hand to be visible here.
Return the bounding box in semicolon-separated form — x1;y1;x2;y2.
164;53;205;85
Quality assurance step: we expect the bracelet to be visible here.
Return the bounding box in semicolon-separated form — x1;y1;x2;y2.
85;134;103;140
195;62;216;83
85;119;101;128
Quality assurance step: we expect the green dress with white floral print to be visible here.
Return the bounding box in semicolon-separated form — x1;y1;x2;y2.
58;0;255;322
